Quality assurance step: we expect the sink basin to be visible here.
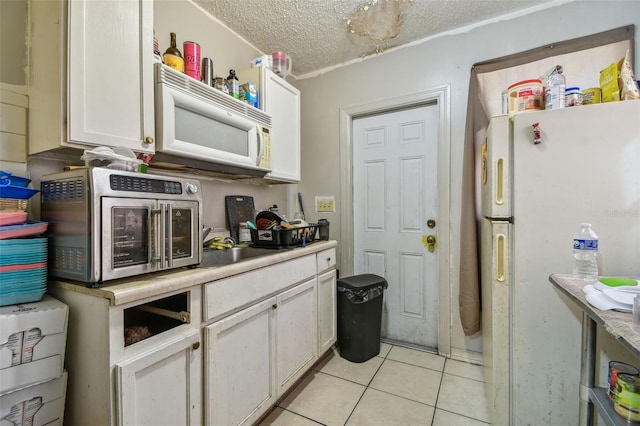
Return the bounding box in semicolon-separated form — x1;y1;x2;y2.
199;246;283;268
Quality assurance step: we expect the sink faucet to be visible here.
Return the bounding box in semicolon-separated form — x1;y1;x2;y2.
202;226;213;242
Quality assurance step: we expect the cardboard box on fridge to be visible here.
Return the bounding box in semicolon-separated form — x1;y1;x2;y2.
0;370;67;426
0;295;68;394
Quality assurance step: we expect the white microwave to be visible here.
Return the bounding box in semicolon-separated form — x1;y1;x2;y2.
154;64;272;177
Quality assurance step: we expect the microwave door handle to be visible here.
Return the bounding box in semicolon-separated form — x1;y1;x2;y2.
256;125;264;166
166;204;173;268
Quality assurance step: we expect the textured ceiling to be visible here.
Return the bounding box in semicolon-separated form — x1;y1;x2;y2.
193;0;554;78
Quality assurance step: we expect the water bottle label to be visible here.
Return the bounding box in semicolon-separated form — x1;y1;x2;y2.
574;239;598;250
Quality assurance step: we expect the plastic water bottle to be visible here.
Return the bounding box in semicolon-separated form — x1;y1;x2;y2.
573;223;599;282
545;65;566;109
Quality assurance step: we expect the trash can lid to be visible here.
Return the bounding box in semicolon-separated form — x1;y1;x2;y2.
337;273;387;290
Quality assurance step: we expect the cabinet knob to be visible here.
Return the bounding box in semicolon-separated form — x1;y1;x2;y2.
272;304;278;310
192;341;201;350
144;136;154;144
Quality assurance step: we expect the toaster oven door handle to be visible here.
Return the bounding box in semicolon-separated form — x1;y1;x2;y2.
157;204;167;269
151;207;162;265
166;203;173;268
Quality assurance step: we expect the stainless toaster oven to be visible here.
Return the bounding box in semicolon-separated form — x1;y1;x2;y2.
41;168;202;285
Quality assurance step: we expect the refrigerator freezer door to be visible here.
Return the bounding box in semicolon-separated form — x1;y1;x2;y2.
512;100;640;276
510;100;640;423
482;115;511;219
481;218;511;426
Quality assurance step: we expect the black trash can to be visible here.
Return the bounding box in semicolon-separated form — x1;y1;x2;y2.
337;273;388;363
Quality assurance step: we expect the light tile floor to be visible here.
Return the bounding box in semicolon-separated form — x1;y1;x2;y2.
259;343;491;425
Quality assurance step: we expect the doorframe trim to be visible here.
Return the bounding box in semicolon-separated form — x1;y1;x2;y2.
339;85;452;356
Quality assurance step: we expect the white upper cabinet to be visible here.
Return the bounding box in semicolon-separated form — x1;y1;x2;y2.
237;67;301;183
29;0;155;155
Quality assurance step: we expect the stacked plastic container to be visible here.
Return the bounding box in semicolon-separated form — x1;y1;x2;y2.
0;171;48;306
0;295;69;425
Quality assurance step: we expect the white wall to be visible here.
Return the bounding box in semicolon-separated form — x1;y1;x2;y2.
292;0;640;354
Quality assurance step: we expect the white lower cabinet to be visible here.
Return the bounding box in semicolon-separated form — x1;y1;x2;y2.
317;248;338;354
318;269;337;354
205;297;276;426
275;279;318;393
47;285;202;426
205;278;317;425
116;330;202;426
50;244;337;426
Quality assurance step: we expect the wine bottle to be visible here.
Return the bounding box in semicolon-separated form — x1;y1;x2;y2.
163;32;184;72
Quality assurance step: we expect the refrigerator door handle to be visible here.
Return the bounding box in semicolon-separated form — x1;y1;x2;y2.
496;157;505;205
496;233;506;282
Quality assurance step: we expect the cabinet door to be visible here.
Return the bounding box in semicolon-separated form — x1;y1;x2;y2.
263;69;300;182
318;269;337;354
205;297;276;426
116;330;202;426
275;278;317;394
68;0;154;152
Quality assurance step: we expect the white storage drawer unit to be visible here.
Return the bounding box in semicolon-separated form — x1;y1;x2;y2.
203;254;317;322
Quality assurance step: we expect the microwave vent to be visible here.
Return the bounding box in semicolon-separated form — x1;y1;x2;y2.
41;177;85;202
157;64;272;128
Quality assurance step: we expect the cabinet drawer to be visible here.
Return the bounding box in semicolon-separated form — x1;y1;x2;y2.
316;248;336;273
204;254;316;322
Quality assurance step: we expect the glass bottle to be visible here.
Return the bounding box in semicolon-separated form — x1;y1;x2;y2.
163;32;184;72
227;69;240;99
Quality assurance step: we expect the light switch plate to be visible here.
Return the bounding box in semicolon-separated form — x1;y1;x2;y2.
315;196;335;212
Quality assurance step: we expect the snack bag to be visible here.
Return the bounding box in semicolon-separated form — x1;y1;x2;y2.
619;49;640;100
600;61;620;102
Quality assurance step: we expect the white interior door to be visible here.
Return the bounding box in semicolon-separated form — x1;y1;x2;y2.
353;104;439;348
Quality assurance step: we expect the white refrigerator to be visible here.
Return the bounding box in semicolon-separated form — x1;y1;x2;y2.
481;99;640;425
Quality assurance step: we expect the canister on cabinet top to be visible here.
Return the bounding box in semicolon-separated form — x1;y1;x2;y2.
201;57;214;86
183;41;201;81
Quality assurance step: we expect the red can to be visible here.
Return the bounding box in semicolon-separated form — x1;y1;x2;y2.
183;41;201;80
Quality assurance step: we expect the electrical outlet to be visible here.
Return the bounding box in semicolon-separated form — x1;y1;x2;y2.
315;196;335;213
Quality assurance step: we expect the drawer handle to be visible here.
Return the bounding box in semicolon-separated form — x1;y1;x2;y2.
192;341;200;350
326;257;331;263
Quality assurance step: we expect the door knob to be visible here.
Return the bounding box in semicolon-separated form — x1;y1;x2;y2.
422;234;438;252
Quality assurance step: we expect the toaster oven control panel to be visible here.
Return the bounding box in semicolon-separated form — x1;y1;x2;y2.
110;174;183;194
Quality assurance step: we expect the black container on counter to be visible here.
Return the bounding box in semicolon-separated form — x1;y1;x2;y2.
318;219;330;240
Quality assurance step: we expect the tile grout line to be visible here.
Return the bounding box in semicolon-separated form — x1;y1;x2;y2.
342;345;390;425
430;358;448;425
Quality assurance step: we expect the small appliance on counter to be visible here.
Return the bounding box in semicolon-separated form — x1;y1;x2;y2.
41;168;202;285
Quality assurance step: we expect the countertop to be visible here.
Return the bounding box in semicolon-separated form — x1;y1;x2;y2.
49;240;337;306
549;273;640;358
